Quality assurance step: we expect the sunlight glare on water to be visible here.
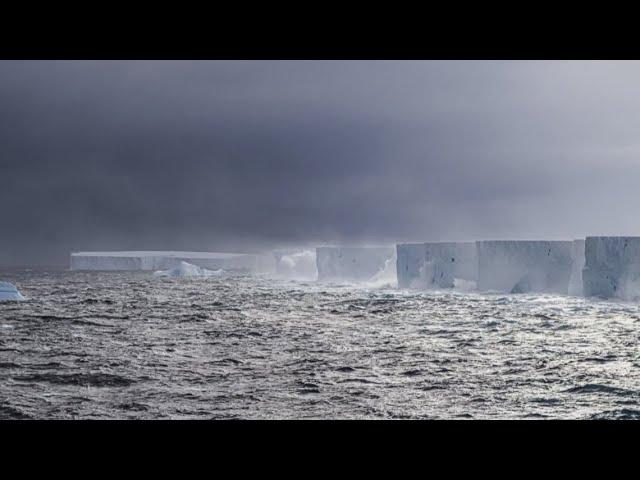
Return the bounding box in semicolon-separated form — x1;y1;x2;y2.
1;268;640;419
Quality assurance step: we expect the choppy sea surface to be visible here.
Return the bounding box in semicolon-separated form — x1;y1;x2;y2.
1;267;640;419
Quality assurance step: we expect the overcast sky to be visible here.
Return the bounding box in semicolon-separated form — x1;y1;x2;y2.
2;60;640;265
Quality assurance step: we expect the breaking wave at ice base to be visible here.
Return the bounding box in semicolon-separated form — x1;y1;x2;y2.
275;250;317;281
153;261;223;278
363;256;398;288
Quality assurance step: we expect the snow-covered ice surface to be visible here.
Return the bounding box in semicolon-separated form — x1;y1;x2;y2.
0;281;24;301
153;261;223;278
70;251;258;271
316;247;395;283
583;236;640;300
477;241;574;294
2;267;640;419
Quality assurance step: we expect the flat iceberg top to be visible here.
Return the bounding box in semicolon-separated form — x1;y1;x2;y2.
399;241;475;246
71;251;250;259
316;246;395;253
585;236;640;240
477;240;573;246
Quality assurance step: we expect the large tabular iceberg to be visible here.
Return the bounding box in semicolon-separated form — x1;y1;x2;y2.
582;236;640;300
0;282;25;301
396;242;477;289
273;249;317;280
70;251;259;272
316;246;395;283
476;240;573;294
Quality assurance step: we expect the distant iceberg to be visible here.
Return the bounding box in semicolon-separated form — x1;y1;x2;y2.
70;251;259;271
0;282;25;301
153;261;223;278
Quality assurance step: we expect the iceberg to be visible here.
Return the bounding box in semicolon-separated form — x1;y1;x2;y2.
0;282;25;301
568;239;585;296
153;261;222;277
476;240;573;294
582;236;640;300
396;242;477;289
273;249;317;280
396;243;428;288
70;251;259;272
316;246;396;282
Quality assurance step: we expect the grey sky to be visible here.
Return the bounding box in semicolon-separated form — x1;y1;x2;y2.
1;60;639;265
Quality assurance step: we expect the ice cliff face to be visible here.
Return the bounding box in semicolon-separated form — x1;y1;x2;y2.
273;249;317;280
0;282;24;301
568;239;585;296
476;240;573;294
582;236;640;300
316;247;395;282
396;242;477;289
396;244;427;288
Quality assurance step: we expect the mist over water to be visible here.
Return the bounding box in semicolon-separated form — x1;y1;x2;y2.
2;267;640;419
274;249;317;281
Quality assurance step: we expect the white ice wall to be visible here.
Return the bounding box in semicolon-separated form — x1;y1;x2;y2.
582;236;640;300
568;239;585;296
396;242;477;289
316;246;395;282
444;242;477;283
476;241;573;294
396;243;427;288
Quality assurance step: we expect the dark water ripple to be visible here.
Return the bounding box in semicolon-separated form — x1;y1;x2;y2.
1;268;640;418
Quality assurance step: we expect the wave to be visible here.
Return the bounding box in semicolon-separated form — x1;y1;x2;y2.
274;249;317;280
563;383;637;396
364;256;397;288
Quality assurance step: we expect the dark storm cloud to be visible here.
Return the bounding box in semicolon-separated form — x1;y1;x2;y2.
2;60;640;265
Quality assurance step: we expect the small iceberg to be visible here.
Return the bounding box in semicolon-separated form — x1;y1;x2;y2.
153;261;223;278
0;282;25;301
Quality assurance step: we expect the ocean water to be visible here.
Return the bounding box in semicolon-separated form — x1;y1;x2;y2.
1;268;640;419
